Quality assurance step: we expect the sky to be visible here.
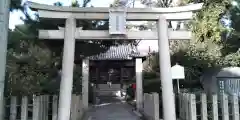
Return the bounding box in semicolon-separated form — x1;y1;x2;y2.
9;0;162;53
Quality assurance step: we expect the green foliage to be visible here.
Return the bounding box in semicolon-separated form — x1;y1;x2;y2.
178;0;240;77
10;0;22;11
126;85;135;100
191;5;226;43
143;72;158;79
183;0;230;43
72;65;83;94
141;0;174;7
220;50;240;66
6;25;56;95
171;0;240;79
6;0;124;96
143;80;161;93
6;24;85;95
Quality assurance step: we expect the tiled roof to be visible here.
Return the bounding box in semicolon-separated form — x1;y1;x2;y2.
88;44;143;60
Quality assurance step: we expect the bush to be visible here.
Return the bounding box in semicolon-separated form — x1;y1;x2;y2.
126;86;135;101
143;72;158;80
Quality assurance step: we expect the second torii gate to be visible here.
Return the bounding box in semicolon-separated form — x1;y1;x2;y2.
29;2;202;120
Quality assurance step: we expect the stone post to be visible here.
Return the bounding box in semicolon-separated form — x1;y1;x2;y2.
58;17;76;120
0;0;10;119
157;16;176;120
82;59;89;110
135;58;143;110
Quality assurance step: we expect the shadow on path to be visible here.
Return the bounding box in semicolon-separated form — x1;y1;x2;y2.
82;101;140;120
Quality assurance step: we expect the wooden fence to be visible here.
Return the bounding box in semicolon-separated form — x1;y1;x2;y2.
4;94;83;120
179;93;240;120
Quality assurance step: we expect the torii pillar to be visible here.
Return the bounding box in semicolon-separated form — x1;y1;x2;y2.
57;17;76;120
0;0;10;119
158;16;176;120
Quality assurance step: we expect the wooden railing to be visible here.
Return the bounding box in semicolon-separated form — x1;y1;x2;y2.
5;94;83;120
179;93;240;120
141;92;240;120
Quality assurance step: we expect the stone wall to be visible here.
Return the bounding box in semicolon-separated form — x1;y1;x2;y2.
143;93;159;120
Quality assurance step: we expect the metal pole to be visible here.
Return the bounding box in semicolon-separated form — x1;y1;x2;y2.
177;79;180;93
58;17;76;120
157;16;177;120
0;0;10;119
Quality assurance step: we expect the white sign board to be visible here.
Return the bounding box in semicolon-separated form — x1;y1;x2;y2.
109;8;126;35
171;64;185;79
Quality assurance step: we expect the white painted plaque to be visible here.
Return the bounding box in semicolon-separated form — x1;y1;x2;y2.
109;8;126;35
171;64;185;79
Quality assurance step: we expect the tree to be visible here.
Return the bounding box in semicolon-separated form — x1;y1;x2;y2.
6;0;131;95
180;0;240;73
221;1;240;54
141;0;236;84
6;24;58;95
10;0;22;10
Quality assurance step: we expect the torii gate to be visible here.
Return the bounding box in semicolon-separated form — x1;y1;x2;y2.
0;1;203;120
30;2;204;120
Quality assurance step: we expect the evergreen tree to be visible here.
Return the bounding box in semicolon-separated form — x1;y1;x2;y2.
6;0;131;95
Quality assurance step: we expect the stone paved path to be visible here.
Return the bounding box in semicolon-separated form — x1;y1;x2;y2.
82;102;140;120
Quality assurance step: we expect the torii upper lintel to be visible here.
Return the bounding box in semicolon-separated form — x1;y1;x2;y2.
28;2;203;21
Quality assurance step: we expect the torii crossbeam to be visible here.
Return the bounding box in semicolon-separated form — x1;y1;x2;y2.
28;2;203;120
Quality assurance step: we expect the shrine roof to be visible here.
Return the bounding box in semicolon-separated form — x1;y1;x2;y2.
87;44;145;60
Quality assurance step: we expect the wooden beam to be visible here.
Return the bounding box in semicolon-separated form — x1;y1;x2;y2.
38;10;193;21
29;2;203;13
28;2;203;20
39;30;191;40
